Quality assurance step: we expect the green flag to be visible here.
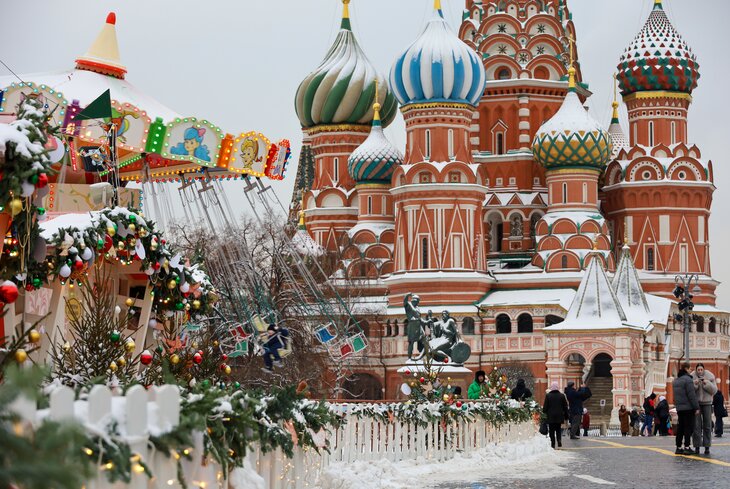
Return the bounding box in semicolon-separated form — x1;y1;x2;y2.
74;89;112;121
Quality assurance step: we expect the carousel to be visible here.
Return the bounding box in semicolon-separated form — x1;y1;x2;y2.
0;12;367;365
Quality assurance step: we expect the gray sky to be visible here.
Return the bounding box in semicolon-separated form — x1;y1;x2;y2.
3;0;728;308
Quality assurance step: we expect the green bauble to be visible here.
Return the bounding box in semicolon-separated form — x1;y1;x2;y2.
110;330;121;342
37;207;46;215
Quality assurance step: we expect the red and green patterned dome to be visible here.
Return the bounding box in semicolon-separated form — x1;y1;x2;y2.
617;1;699;96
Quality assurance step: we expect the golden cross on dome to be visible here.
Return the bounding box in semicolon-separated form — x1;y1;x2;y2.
566;32;576;90
373;79;381;121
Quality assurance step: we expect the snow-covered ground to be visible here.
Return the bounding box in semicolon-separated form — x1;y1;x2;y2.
316;435;573;489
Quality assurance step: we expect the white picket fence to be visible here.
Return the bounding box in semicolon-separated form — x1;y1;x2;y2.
11;387;536;489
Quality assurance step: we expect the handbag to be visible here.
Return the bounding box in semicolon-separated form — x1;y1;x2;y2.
722;407;728;418
539;421;548;436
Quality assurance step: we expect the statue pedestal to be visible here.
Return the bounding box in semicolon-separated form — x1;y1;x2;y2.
397;360;474;399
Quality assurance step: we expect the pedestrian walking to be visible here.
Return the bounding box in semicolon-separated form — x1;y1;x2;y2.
565;381;592;439
673;365;699;455
630;407;640;436
468;370;487;400
618;405;630;436
510;378;532;401
543;381;569;449
713;389;726;437
581;408;590;437
655;395;670;436
691;362;718;454
641;393;656;436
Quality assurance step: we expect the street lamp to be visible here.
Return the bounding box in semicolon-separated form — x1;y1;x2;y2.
673;274;701;363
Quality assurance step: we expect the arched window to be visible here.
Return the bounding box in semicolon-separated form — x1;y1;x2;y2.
695;315;705;333
367;196;373;215
646;247;655;271
561;255;568;269
385;320;392;337
425;129;432;160
562;182;568;204
496;132;505;155
545;315;564;327
462;317;476;335
496;314;512;334
648;121;655;146
421;237;429;268
709;317;717;333
534;66;550;80
517;313;533;333
497;68;511;80
448;129;455;159
582;183;588;204
671;121;676;145
333;157;339;182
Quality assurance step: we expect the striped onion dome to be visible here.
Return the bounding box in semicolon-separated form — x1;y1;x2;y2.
348;102;404;184
532;69;612;171
295;2;397;129
389;2;486;107
617;0;699;96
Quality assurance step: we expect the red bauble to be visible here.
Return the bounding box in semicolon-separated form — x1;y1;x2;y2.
0;280;19;304
220;363;227;371
221;354;228;361
404;369;411;375
36;173;49;188
103;235;114;252
25;284;34;292
73;259;84;271
140;350;153;366
193;352;203;364
153;262;161;270
419;377;425;384
456;401;463;408
443;357;449;364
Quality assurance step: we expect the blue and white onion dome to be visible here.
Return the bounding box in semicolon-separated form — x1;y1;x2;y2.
389;1;486;107
348;101;404;184
295;1;397;128
532;68;612;170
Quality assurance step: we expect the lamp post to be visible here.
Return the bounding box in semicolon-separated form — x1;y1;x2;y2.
673;274;701;363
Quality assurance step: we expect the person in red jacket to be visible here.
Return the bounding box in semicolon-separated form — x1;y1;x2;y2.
581;408;591;436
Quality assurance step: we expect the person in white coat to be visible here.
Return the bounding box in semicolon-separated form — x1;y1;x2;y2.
690;362;718;455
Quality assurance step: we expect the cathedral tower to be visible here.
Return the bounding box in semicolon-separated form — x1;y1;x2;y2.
387;0;490;306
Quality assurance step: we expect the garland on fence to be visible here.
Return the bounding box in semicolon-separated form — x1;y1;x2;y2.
342;399;541;429
42;206;217;314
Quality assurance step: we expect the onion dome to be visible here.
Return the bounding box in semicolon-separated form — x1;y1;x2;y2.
532;68;612;170
295;1;397;129
75;12;127;79
389;0;486;107
348;99;404;184
617;0;699;96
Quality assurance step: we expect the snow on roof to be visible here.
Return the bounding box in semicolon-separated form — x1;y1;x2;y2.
477;288;575;311
385;304;480;316
0;70;181;122
346;222;394;239
612;245;652;327
545;254;634;332
291;229;324;257
539;210;605;228
535;91;604;139
398;161;481;176
692;305;729;315
39;212;98;241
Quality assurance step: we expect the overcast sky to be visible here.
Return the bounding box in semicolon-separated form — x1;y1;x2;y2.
3;0;728;308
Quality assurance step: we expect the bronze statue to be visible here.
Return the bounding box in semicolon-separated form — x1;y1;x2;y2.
404;293;429;360
403;297;471;364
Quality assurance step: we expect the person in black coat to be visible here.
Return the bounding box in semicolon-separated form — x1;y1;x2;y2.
655;396;670;436
565;381;592;439
713;390;726;437
511;378;533;401
262;321;289;372
543;381;569;449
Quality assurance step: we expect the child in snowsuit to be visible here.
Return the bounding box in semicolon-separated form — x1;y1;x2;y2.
262;322;289;372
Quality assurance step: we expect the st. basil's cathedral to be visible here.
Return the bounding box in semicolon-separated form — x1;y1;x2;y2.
292;0;725;422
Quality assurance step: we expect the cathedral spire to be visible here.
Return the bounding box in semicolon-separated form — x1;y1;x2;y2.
341;0;352;30
611;74;620;124
654;0;663;10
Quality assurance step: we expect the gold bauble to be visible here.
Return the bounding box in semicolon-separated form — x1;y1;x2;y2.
170;354;180;365
213;340;219;347
224;365;232;375
128;223;136;233
62;341;71;352
117;242;125;251
150;241;158;251
28;330;41;343
192;300;201;310
125;340;136;352
184;303;191;311
14;349;28;363
163;259;169;268
138;228;148;238
125;298;134;307
107;226;116;237
167;279;177;290
117;357;126;367
109;361;118;372
9;198;23;216
442;394;450;402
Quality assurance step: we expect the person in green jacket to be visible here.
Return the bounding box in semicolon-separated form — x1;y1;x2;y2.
468;370;487;400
